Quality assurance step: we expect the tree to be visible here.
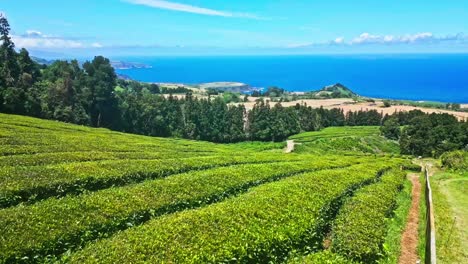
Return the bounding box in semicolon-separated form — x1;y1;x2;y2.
82;56;118;128
0;14;20;111
380;117;400;140
148;83;160;94
383;100;392;107
40;60;90;124
17;48;40;87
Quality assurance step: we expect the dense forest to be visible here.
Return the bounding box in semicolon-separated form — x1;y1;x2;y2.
0;15;466;156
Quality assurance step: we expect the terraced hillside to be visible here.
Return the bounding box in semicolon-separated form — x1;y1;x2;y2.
289;126;400;155
0;113;415;263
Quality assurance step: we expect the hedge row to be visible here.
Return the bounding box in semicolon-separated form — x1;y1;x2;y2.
0;157;363;263
0;150;215;167
330;169;407;263
0;114;227;156
288;251;355;264
0;153;305;208
66;161;402;263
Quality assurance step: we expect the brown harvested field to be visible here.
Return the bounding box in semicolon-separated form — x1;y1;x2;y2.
327;101;468;121
239;98;355;109
238;99;468;121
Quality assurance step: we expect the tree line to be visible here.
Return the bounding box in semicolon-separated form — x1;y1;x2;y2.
381;110;468;157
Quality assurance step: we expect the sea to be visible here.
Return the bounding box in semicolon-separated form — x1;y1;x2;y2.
114;54;468;103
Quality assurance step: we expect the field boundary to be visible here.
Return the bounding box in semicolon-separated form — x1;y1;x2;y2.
425;166;437;264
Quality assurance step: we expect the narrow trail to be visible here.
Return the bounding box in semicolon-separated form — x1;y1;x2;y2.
285;140;295;153
399;173;422;264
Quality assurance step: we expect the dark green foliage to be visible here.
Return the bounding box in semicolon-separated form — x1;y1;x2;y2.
263;86;286;97
17;48;40;87
160;86;191;94
40;60;90;124
82;56;118;128
307;83;358;99
346;110;382;126
399;113;467;157
382;109;425;125
440;150;467;170
401;163;422;172
380;117;401;140
0;14;20;90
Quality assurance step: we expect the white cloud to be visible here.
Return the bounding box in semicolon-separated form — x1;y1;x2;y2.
351;33;383;44
349;32;460;45
290;32;468;48
124;0;263;19
13;35;84;49
25;30;45;37
91;42;104;48
333;37;345;44
10;30;103;49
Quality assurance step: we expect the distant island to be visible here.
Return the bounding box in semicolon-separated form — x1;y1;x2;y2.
32;57;151;70
110;61;152;70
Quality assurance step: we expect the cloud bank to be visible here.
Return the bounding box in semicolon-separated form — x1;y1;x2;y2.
124;0;262;19
11;30;102;49
291;32;468;48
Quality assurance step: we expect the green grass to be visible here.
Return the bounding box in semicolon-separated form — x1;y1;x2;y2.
289;127;400;155
380;176;413;264
0;113;412;263
418;172;427;263
432;170;468;263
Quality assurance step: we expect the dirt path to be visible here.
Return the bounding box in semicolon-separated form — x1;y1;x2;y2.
399;173;422;264
285;140;295;153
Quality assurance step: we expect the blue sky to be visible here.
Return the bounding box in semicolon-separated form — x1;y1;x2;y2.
2;0;468;57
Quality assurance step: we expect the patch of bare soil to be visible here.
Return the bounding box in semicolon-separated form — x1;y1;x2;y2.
399;173;422;264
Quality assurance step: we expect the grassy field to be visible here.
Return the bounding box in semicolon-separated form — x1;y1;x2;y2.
289;126;400;155
0;113;415;263
431;169;468;263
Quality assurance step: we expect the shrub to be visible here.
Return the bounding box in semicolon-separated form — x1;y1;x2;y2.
440;150;467;170
66;162;401;263
331;169;406;263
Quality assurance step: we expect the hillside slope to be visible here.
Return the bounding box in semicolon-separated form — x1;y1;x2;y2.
0;113;411;264
309;83;359;99
289;126;400;154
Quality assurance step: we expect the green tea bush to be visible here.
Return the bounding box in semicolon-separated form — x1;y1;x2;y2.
0;154;305;208
0;158;362;262
330;169;407;262
66;161;401;263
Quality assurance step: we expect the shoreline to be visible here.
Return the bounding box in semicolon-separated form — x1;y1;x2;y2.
149;81;468;104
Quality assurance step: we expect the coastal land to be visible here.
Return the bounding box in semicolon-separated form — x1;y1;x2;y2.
152;81;468;121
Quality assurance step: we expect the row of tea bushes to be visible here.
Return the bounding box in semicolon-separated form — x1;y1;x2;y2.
0;158;361;262
330;169;407;262
65;161;402;263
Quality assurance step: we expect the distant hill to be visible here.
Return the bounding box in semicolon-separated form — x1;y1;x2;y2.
110;61;152;70
199;82;254;93
31;56;55;66
32;57;151;70
309;83;358;99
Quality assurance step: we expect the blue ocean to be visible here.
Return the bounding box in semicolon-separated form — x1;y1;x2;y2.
115;54;468;103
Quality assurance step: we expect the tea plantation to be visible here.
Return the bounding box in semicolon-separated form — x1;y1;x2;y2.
0;113;416;263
